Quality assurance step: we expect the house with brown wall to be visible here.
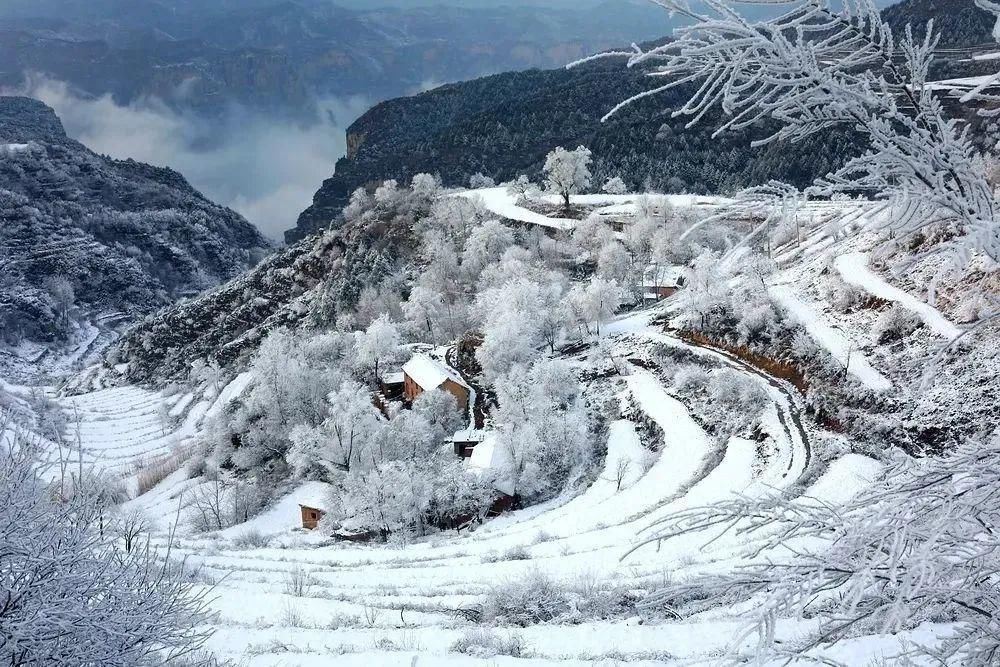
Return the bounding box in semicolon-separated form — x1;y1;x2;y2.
401;354;471;412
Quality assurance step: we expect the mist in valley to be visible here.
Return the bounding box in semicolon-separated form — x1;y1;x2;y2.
15;77;369;241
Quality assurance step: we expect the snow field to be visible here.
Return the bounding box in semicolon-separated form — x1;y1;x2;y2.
25;308;887;664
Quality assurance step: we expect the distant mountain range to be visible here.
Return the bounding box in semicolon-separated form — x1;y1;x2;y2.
0;96;269;357
0;0;673;117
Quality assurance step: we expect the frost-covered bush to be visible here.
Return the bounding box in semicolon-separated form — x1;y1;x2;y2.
0;427;211;665
469;173;496;189
232;529;269;550
828;280;866;314
871;305;922;343
673;366;710;394
502;544;532;561
450;628;527;658
482;570;572;626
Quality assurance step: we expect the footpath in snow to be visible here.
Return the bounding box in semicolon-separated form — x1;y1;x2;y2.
835;252;963;340
769;284;893;392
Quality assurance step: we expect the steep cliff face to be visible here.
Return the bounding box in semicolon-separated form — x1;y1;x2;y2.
0;96;271;351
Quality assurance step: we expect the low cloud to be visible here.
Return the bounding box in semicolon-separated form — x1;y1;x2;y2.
13;76;368;241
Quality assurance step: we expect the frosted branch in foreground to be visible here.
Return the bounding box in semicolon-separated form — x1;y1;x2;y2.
577;0;1000;271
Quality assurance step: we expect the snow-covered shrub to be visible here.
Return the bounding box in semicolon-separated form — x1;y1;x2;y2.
871;305;922;344
501;544;531;561
1;428;211;665
284;567;319;597
707;370;768;436
232;529;269;550
481;570;572;626
673;366;710;394
828;280;866;314
450;628;527;658
469;173;496;189
569;573;642;621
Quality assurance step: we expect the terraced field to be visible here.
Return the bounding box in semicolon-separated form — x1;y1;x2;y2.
25;310;881;665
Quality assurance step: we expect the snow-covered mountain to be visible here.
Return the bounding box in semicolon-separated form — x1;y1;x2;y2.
0;96;270;381
3;2;1000;665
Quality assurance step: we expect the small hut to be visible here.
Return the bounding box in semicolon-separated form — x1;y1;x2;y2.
402;354;471;412
379;372;405;400
299;504;326;530
467;434;518;515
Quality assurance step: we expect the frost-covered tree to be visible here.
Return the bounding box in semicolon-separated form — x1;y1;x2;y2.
506;175;534;198
413;389;465;439
469;173;496;189
597;240;633;287
492;360;594;500
602;176;628;195
0;426;211;666
288;380;381;475
462;219;516;280
403;285;447;342
585;0;1000;273
43;276;74;324
572;214;618;258
567;276;628;338
474;276;569;379
543;146;593;210
354;314;402;383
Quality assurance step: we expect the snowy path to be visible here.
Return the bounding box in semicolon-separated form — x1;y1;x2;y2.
453;187;575;231
835;252;963;340
769;284;893;392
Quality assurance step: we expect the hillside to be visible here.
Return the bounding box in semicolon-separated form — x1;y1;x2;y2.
287;0;999;243
288;58;857;241
0;96;270;380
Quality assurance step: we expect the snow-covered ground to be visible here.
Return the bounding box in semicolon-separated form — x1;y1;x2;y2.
7;302;904;665
453;187;727;232
835;252;963;340
6;194;968;665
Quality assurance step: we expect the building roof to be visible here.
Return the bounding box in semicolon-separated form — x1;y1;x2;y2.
452;429;488;443
468;435;516;496
381;372;405;385
402;354;468;391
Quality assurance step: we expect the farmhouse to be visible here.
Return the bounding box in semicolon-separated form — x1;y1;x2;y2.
379;371;405;400
641;265;687;302
402;354;471;412
299;504;325;530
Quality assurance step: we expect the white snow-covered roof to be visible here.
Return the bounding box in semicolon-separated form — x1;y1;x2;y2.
641;265;686;289
381;372;405;385
402;354;468;391
452;429;487;443
468;435;515;496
